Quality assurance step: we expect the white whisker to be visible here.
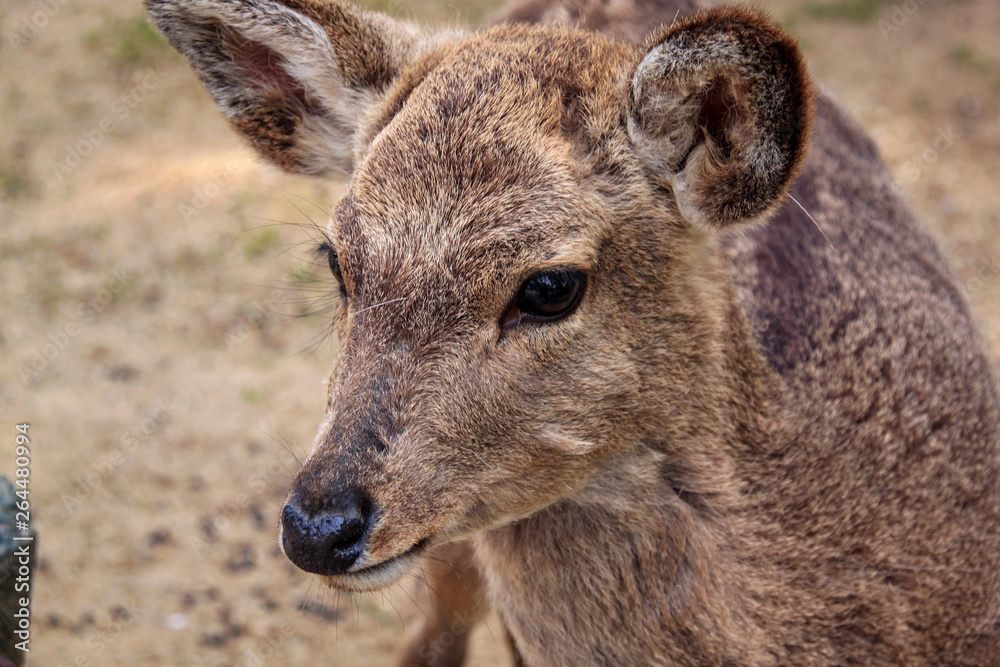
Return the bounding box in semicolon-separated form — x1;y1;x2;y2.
789;194;833;248
354;296;407;315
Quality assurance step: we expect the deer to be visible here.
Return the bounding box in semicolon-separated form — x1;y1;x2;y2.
145;0;1000;664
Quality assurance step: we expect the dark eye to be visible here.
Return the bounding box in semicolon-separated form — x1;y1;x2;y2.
316;242;347;299
501;269;586;331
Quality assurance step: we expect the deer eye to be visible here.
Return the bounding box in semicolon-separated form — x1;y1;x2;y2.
502;269;586;331
316;242;347;299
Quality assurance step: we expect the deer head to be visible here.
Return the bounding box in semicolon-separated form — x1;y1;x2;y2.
147;0;811;591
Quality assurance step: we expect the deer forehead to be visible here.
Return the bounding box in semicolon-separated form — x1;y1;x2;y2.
329;30;618;300
328;183;602;322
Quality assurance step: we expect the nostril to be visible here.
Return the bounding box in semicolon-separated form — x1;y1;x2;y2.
321;515;365;550
280;492;372;576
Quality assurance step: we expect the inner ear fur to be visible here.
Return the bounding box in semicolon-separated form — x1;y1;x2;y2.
628;7;814;230
145;0;438;176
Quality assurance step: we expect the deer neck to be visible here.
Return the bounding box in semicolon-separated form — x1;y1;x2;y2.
474;248;785;665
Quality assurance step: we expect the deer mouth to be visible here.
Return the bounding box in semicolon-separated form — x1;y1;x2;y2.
321;538;429;592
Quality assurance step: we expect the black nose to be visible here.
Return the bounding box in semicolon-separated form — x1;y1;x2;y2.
280;490;371;575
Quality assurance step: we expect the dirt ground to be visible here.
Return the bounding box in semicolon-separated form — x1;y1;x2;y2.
1;0;998;664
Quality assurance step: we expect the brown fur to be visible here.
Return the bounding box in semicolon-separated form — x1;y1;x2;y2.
148;0;1000;664
498;0;708;45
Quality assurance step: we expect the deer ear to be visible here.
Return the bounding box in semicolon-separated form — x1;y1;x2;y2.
145;0;444;176
628;8;813;230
